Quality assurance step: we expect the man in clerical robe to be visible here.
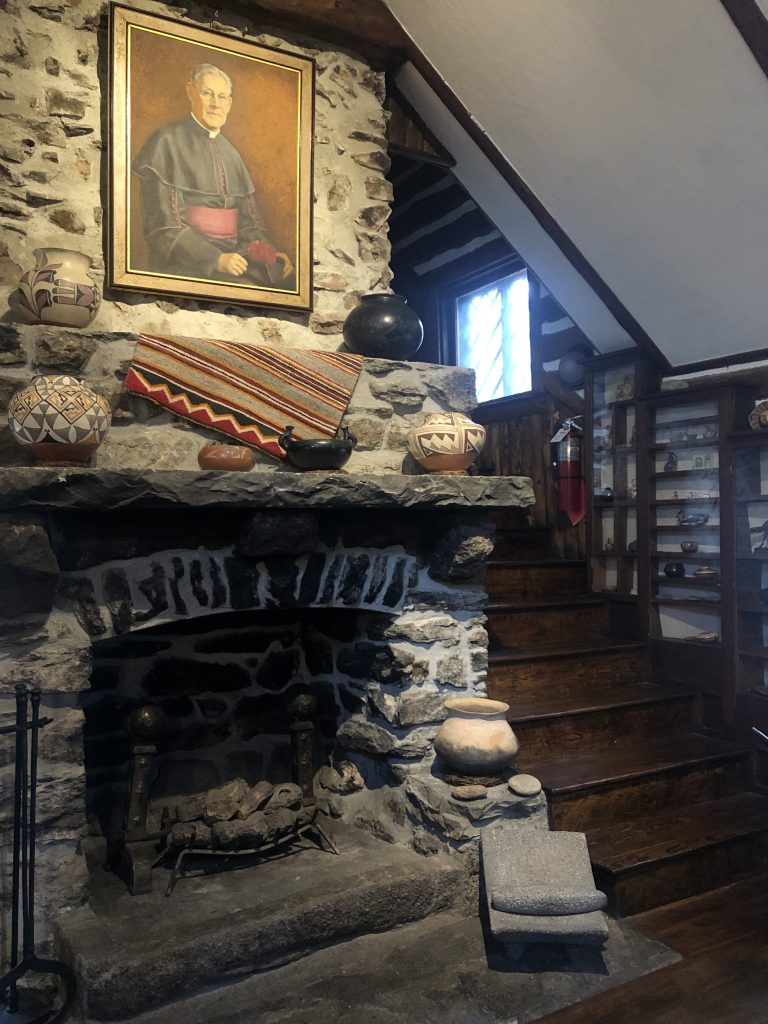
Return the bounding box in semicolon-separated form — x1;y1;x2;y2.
131;63;295;289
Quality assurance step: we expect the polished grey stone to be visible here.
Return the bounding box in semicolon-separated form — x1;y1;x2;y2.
113;908;679;1024
57;825;470;1022
0;468;535;512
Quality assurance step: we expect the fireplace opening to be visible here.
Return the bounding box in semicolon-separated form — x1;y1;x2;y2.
83;606;412;889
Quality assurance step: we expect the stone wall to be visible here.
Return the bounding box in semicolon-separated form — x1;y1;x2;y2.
0;330;477;471
0;0;392;343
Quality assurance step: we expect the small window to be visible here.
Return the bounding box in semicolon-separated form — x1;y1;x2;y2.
455;268;531;403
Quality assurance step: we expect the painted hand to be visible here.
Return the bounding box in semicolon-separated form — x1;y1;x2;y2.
275;253;294;278
217;252;248;276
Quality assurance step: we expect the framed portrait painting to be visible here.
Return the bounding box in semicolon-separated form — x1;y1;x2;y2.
109;4;314;311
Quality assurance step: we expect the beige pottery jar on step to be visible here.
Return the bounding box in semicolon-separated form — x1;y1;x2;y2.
433;696;518;775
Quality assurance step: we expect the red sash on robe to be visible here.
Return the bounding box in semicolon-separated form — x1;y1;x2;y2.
185;205;238;242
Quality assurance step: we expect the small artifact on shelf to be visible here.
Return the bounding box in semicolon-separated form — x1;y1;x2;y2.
676;510;709;526
342;293;423;360
627;539;638;552
8;374;111;464
11;247;100;328
693;566;718;579
600;486;614;503
406;412;486;474
664;452;678;472
680;541;699;553
750;520;768;549
614;374;635;400
748;399;768;431
198;442;256;471
683;632;720;643
277;424;356;470
664;562;686;577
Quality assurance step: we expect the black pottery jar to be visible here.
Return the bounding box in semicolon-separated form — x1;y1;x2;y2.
342;293;423;360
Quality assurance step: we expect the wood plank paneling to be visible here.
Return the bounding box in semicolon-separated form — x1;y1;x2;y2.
224;0;408;68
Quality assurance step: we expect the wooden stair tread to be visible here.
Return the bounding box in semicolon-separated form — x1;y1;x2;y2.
486;596;606;612
493;524;552;533
520;734;748;794
510;681;690;724
486;559;586;569
489;637;646;663
587;793;768;873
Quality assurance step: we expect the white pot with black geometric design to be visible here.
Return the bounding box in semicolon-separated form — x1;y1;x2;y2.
406;411;487;475
8;375;112;464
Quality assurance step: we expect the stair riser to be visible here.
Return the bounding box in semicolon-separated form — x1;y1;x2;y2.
485;564;586;601
513;698;696;759
487;605;608;647
488;648;649;702
548;756;752;832
492;532;553;560
596;834;768;917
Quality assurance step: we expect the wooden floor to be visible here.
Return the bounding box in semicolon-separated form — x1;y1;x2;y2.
537;875;768;1024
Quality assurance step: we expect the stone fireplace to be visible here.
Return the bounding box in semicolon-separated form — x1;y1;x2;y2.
0;464;542;995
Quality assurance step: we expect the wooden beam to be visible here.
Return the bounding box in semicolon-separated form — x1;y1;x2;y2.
671;344;768;375
719;0;768;80
416;236;518;284
400;44;671;370
389;160;450;207
394;206;497;267
223;0;409;68
541;371;586;416
389;181;466;240
385;84;455;165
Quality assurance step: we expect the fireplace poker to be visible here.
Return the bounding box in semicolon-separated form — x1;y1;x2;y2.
0;685;76;1024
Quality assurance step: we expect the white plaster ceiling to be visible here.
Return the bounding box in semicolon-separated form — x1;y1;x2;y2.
383;0;768;367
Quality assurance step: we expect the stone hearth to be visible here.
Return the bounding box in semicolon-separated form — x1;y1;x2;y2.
0;467;543;982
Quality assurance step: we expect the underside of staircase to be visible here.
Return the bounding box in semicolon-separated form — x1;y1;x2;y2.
485;515;768;917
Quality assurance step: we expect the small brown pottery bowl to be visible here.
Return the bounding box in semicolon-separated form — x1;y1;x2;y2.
198;443;256;471
680;541;699;553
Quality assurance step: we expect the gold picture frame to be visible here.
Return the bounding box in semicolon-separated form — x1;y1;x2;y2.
109;4;314;311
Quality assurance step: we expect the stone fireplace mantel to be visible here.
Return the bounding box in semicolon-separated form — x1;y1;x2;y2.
0;468;535;513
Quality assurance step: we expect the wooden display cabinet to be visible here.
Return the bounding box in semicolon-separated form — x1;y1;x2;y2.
585;353;653;630
641;383;753;731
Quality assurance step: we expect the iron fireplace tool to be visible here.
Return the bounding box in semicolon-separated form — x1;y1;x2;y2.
0;685;76;1023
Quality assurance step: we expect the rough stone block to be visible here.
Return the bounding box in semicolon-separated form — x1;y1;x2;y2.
380;613;461;646
236;512;320;558
33;330;97;371
0;513;59;617
45;87;85;119
427;515;495;581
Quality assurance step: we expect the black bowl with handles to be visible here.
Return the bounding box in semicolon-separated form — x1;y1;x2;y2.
278;424;356;470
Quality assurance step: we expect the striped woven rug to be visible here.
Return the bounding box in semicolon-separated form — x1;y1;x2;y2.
125;333;364;460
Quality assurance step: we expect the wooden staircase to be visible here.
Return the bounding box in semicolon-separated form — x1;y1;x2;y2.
486;517;768;917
